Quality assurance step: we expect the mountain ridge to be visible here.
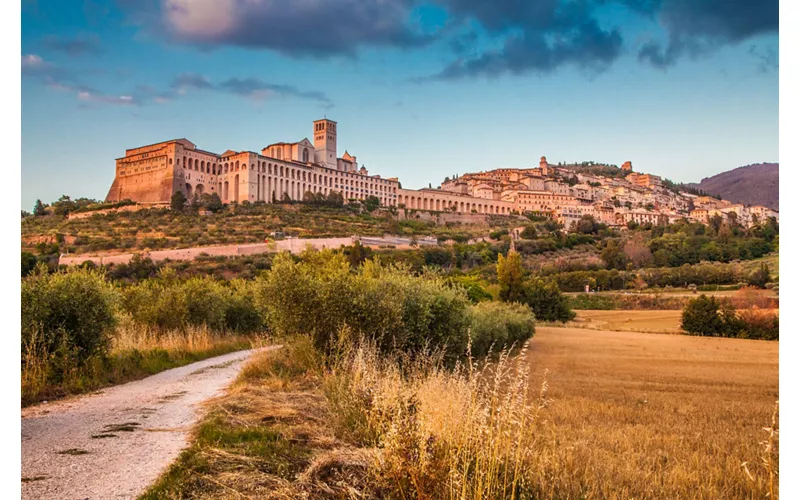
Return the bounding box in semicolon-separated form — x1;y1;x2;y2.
686;162;778;211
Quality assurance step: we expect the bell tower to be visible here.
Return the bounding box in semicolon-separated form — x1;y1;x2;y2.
313;118;337;170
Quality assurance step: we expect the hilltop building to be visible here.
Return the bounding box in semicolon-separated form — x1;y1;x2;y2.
105;117;777;227
106;119;400;207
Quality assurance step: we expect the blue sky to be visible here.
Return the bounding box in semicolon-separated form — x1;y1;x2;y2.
21;0;778;210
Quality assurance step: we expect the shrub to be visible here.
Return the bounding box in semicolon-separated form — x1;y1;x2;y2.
680;295;728;336
255;250;472;360
681;295;776;340
22;251;37;276
22;266;118;368
121;273;263;334
520;278;576;323
468;301;536;357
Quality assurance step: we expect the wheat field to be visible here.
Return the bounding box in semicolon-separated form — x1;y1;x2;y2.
524;326;779;498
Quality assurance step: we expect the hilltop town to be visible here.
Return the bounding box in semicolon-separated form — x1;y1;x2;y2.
105;117;777;230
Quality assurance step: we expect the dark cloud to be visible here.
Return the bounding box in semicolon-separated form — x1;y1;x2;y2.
436;19;623;79
123;0;433;58
42;33;102;56
119;0;778;78
637;0;779;68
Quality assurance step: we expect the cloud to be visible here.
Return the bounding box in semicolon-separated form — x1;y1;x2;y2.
42;33;102;56
165;73;333;106
749;44;778;73
217;77;332;105
637;0;779;68
124;0;433;58
23;54;140;106
435;20;623;79
118;0;780;78
171;72;214;93
22;55;333;109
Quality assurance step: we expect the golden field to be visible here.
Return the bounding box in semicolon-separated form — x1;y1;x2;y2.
569;308;779;334
143;324;779;499
524;326;779;498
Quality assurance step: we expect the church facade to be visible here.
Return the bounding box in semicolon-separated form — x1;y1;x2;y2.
105;119;400;207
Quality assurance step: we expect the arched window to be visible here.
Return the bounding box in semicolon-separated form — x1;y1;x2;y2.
251;163;254;170
302;148;309;163
169;158;173;165
200;161;205;173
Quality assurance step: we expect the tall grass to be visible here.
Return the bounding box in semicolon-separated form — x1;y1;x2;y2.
22;322;254;406
323;338;548;499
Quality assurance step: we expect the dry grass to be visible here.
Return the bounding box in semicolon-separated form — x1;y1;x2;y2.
524;326;779;498
568;309;685;333
22;322;256;406
143;328;779;499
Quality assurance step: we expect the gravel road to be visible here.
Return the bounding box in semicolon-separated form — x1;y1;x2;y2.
21;347;272;499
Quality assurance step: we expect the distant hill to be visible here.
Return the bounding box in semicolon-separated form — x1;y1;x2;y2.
686;163;779;211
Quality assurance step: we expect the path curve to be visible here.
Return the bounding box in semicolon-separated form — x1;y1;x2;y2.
21;347;275;499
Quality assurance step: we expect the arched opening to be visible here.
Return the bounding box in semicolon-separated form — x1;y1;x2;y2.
185;183;193;198
234;174;240;201
200;161;205;173
302;148;309;162
196;184;204;196
223;181;229;201
257;174;261;201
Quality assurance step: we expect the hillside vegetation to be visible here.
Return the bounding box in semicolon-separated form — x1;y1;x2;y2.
688;162;779;210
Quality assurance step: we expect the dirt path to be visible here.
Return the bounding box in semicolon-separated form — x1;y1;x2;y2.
21;347;275;499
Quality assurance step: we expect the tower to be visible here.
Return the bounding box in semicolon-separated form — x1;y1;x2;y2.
313;119;337;170
621;161;633;172
539;156;549;176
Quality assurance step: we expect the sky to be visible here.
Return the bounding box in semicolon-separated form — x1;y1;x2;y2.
21;0;778;211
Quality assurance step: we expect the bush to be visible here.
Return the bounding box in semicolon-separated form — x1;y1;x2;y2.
520;278;576;322
681;295;777;340
468;301;535;357
121;272;263;333
255;250;472;361
22;266;118;367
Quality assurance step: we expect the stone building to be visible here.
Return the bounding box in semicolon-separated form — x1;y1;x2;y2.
106;119;400;207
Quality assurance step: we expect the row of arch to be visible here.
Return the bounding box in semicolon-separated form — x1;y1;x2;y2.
179;157;397;195
185;174;394;206
400;195;511;214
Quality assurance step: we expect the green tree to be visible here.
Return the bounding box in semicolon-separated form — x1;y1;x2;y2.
364;195;380;212
199;192;224;212
520;225;537;239
600;239;630;270
33;199;47;217
749;263;771;288
497;250;525;302
520;278;575;322
680;295;744;337
170;191;186;212
21;252;37;277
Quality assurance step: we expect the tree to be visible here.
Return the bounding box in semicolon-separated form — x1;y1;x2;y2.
364;195;380;212
520;225;537;239
33;199;47;217
749;263;771;288
281;192;292;204
680;295;742;337
520;278;575;322
170;191;186;212
52;195;76;216
497;250;525;302
21;252;37;277
326;190;344;207
199;193;223;212
600;239;630;270
573;215;599;235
